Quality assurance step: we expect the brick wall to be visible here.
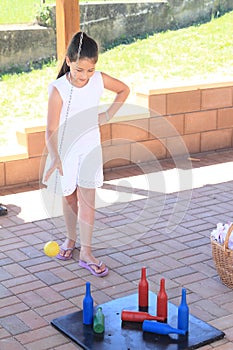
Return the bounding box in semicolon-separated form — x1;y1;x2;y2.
136;80;233;157
0;80;232;188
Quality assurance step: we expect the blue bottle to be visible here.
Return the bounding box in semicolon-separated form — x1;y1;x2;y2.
142;320;186;335
178;288;189;333
83;282;93;325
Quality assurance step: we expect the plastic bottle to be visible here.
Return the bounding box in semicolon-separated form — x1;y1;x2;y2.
93;307;105;333
156;278;167;322
142;320;186;335
121;310;165;323
83;282;93;325
138;267;149;312
178;288;189;333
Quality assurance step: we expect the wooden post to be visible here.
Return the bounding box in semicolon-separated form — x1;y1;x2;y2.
56;0;80;66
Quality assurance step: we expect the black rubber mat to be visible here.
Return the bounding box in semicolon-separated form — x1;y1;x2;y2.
51;292;224;350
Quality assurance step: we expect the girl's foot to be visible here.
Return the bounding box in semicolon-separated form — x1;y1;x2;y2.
57;238;76;260
79;250;108;276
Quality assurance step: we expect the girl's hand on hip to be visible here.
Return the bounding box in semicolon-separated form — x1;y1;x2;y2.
98;111;110;125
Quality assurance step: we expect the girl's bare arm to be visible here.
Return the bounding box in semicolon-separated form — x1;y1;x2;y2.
101;72;130;119
44;87;63;181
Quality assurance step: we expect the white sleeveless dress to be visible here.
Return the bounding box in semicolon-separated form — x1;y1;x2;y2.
45;71;104;196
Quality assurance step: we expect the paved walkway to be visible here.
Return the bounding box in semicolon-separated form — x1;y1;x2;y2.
1;149;233;350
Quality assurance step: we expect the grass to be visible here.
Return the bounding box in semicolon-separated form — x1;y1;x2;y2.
0;0;55;24
0;11;233;149
101;12;233;81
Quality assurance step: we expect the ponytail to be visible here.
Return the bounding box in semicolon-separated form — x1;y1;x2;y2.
57;59;70;79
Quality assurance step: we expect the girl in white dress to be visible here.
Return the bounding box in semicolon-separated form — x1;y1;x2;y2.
44;32;130;276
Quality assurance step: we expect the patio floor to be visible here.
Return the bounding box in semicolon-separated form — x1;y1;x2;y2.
1;149;233;350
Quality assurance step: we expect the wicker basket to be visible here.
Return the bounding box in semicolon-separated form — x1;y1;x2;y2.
211;223;233;289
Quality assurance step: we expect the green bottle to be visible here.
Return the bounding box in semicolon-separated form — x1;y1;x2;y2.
93;307;105;334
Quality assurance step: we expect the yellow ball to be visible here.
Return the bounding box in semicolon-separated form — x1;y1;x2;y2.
44;241;60;257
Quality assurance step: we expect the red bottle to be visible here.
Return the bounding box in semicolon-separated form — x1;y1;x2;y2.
121;310;165;323
138;267;149;312
156;278;167;322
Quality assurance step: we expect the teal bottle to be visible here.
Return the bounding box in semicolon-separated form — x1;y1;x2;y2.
93;307;105;333
83;282;93;325
178;288;189;333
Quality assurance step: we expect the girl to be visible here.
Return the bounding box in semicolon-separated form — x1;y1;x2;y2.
44;32;130;277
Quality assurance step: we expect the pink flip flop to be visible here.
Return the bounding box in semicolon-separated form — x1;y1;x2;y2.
79;260;109;277
56;245;75;261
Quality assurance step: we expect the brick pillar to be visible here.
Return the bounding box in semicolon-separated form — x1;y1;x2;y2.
56;0;80;67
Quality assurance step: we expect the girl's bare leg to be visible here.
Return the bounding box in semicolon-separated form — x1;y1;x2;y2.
60;190;78;258
77;187;106;274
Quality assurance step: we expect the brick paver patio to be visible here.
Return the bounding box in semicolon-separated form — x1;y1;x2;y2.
1;149;233;350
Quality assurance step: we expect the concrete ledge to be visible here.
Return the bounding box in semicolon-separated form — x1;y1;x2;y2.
0;25;55;72
137;77;233;95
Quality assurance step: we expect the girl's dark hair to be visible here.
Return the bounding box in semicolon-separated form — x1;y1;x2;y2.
57;32;98;79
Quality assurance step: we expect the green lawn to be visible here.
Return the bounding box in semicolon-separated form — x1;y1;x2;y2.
0;0;54;24
0;11;233;149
